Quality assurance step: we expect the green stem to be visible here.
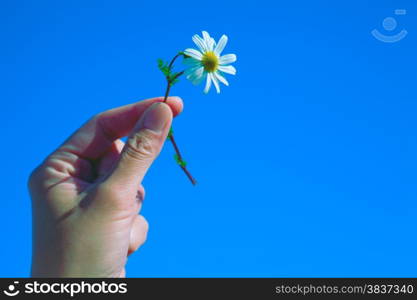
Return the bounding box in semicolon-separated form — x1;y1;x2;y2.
163;71;184;103
162;53;197;185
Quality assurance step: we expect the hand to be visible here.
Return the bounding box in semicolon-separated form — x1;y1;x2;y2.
28;97;183;277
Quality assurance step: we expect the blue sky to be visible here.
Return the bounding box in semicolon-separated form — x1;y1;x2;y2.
1;0;416;277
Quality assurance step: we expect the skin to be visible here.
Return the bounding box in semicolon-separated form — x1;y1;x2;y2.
28;97;183;277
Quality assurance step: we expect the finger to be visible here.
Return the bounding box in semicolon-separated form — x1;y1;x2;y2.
128;215;149;255
97;139;125;179
56;97;183;160
105;102;172;189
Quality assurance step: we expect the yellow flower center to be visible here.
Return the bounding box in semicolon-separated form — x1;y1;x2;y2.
201;51;218;73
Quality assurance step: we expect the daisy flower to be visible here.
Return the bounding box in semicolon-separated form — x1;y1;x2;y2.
183;31;237;94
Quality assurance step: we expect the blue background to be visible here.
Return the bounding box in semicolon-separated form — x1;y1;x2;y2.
1;0;416;277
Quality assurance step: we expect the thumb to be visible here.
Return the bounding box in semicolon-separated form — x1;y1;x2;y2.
106;102;172;189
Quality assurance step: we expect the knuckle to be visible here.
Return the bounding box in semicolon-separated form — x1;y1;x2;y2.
88;114;102;129
28;165;45;190
93;111;108;123
126;129;160;161
94;113;118;140
94;111;104;119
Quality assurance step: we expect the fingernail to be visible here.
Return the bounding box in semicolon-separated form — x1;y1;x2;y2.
143;103;169;133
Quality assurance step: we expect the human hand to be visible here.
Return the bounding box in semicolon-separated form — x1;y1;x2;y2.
28;97;183;277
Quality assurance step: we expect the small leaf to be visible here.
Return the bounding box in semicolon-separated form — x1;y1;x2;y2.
157;59;171;77
167;127;173;139
157;58;165;71
174;154;187;167
169;72;182;85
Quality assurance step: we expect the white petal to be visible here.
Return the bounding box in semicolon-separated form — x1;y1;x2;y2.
183;57;201;67
184;60;202;76
218;65;236;75
192;71;206;86
214;35;228;55
192;34;207;52
187;66;204;83
214;71;229;86
203;73;212;94
184;48;203;60
210;38;216;51
219;54;236;65
202;31;211;44
202;31;214;51
185;65;200;77
210;73;221;93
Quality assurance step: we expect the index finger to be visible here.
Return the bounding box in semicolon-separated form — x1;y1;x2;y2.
56;96;183;160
